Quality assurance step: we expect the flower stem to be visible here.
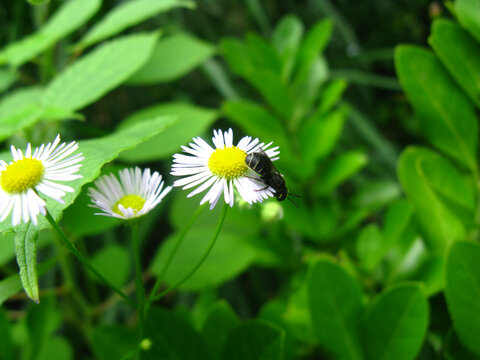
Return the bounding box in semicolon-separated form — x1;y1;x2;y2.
130;221;145;336
45;210;136;307
152;203;228;302
147;203;207;304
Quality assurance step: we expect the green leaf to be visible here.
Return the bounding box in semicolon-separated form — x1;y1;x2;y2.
382;199;414;247
299;106;346;162
0;0;100;66
429;19;480;107
245;33;282;75
0;115;176;233
315;150;368;195
27;0;50;5
318;78;348;114
272;15;304;81
397;147;465;254
455;0;480;43
444;329;480;360
129;33;215;84
293;19;332;89
142;307;212;360
118;102;218;162
361;283;429;360
410;256;444;297
220;320;284;360
0;87;44;142
356;224;383;272
37;337;73;360
0;307;14;360
90;244;130;288
307;258;364;360
395;45;478;173
418;152;476;212
220;38;251;76
44;32;158;111
150;228;257;291
90;326;138;360
0;68;17;93
77;0;193;49
445;241;480;356
245;69;294;119
201;301;240;359
15;223;39;303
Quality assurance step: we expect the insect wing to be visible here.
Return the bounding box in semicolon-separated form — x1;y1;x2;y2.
255;147;281;176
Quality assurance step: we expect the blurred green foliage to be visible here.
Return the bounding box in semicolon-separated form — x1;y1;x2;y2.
0;0;479;359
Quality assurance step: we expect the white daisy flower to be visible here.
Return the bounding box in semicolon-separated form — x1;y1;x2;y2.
88;167;172;220
0;134;83;226
171;128;280;209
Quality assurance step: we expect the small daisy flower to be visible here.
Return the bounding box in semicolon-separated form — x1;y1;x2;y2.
171;128;280;209
0;135;83;226
88;167;172;220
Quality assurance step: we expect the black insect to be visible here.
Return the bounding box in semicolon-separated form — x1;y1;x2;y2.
245;148;298;206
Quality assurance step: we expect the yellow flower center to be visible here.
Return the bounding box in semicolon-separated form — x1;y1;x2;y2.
113;194;146;216
208;146;248;180
1;158;44;194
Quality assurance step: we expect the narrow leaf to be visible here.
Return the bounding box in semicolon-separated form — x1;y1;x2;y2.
44;32;158;111
77;0;193;49
14;223;39;302
0;0;100;66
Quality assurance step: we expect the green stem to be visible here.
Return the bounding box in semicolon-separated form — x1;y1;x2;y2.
45;210;136;307
130;222;145;337
152;203;228;302
147;203;207;304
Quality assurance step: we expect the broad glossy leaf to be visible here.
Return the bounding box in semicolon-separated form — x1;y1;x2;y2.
445;241;480;356
0;115;176;233
150;228;257;291
455;0;480;43
118;102;218;162
361;283;428;360
0;0;100;66
89;326;137;360
397;147;465;254
307;259;364;360
352;180;401;211
90;244;130;288
129;33;215;84
382;199;413;246
429;19;480;106
418;152;476;212
15;223;39;303
201;301;240;359
44;32;158;111
77;0;192;49
272;15;304;81
410;256;444;296
142;307;212;360
0;87;44;142
315;150;368;195
220;321;284;360
395;46;478;173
